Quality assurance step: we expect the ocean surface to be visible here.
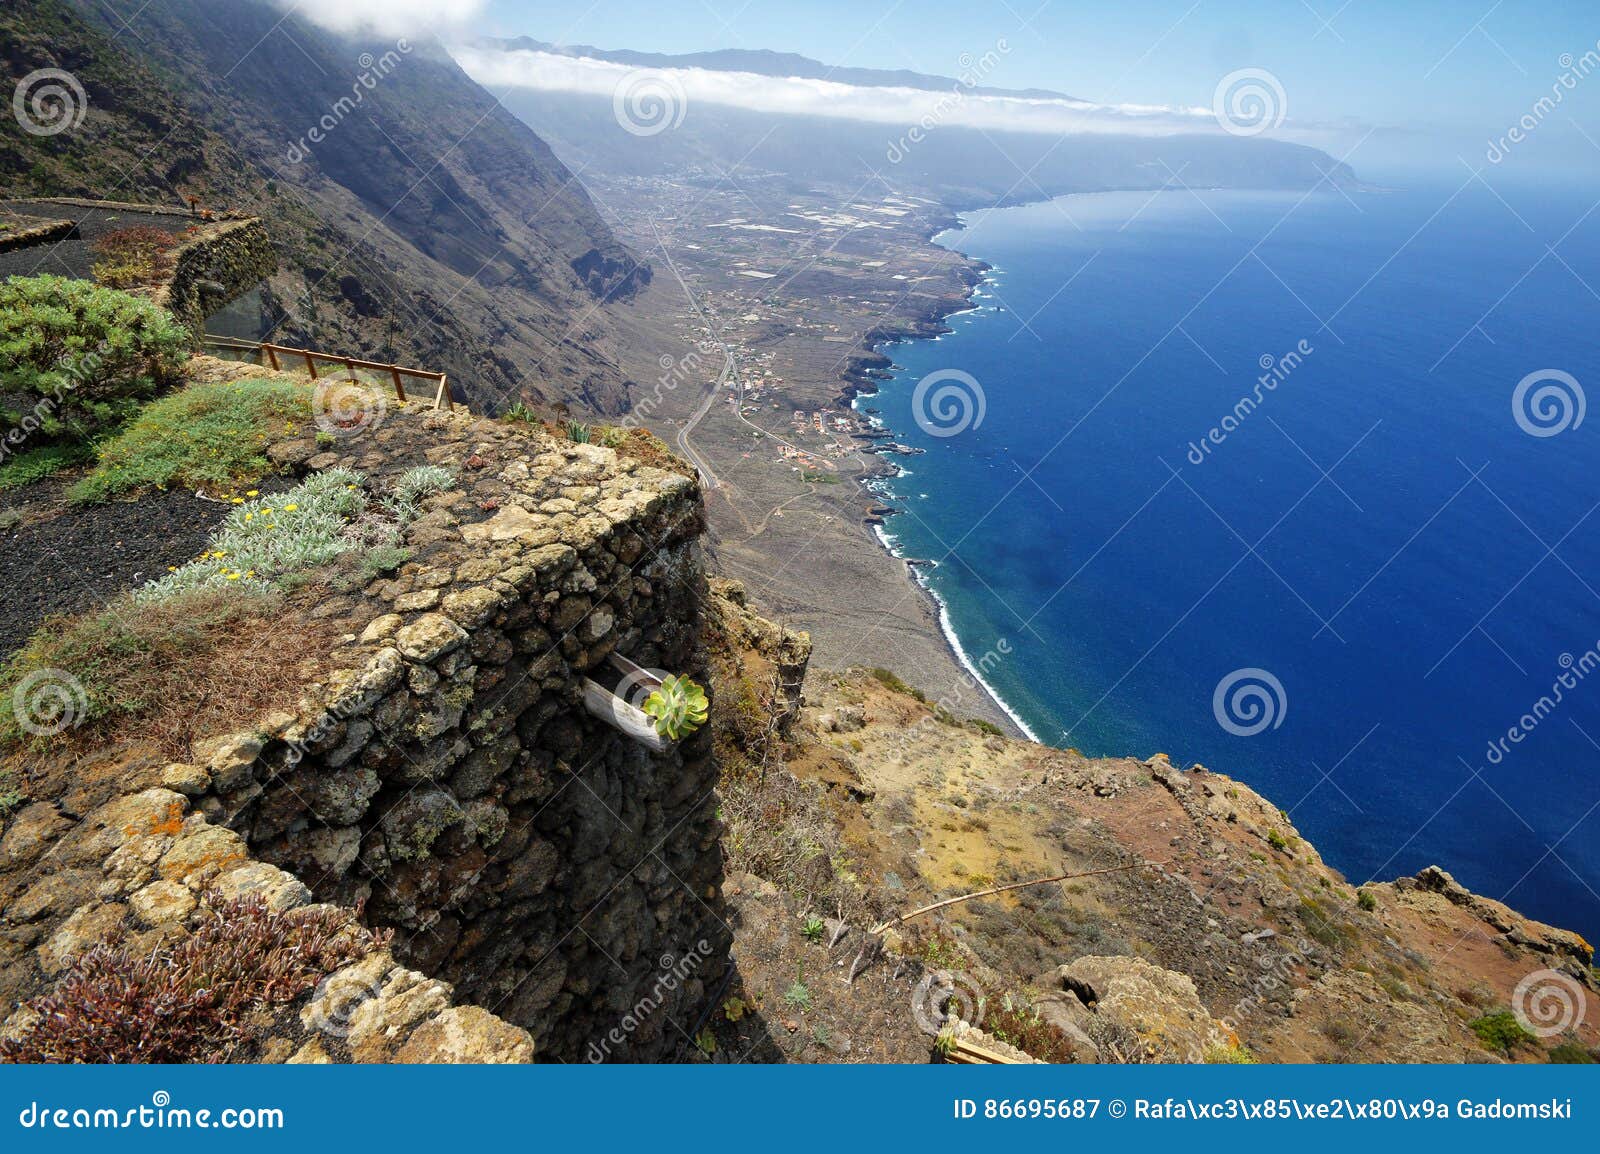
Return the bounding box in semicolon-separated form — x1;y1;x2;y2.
857;179;1600;941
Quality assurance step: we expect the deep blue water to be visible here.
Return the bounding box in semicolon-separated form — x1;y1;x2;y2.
858;181;1600;941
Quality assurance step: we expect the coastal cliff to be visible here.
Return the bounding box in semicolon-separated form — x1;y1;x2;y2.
0;361;1593;1064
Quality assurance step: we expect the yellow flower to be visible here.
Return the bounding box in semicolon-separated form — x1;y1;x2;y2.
224;572;241;580
283;503;298;512
246;489;259;497
230;497;244;504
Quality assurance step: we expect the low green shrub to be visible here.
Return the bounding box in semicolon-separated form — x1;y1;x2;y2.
0;442;93;490
137;468;366;599
1470;1010;1535;1054
1549;1041;1596;1063
70;377;310;501
0;275;189;446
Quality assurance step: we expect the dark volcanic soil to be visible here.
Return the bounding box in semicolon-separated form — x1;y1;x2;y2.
0;479;251;658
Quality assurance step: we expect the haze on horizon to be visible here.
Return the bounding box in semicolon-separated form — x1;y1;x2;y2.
281;0;1600;183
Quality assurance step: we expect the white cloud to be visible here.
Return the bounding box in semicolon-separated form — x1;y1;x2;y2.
454;46;1226;139
282;0;486;37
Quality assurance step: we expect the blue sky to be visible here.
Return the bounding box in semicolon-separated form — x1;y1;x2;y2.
471;1;1600;177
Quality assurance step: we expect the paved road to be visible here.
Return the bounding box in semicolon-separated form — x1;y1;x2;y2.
646;218;830;493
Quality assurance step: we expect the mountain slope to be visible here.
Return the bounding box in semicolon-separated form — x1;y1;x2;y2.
2;0;648;414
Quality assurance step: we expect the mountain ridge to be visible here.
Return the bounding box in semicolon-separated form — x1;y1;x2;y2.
2;0;650;414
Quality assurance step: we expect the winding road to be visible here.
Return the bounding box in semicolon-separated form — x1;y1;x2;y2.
646;217;832;494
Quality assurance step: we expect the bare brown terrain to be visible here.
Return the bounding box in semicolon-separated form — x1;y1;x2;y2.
595;173;1013;728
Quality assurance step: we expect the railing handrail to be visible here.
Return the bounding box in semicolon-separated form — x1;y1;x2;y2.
201;334;455;411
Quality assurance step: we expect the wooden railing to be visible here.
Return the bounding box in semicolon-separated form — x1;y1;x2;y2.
201;334;455;411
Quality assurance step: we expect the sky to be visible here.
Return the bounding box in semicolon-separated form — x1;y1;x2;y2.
304;0;1600;179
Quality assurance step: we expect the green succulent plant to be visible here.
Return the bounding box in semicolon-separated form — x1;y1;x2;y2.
565;419;592;443
642;674;709;740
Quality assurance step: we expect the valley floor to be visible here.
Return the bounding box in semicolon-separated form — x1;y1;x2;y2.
593;174;1015;730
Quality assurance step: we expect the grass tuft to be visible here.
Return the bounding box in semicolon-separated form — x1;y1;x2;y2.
0;443;95;491
0;586;336;758
70;378;311;502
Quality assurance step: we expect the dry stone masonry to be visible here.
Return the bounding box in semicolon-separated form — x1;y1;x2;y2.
2;409;729;1062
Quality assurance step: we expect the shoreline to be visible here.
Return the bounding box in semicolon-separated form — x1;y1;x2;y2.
844;207;1041;740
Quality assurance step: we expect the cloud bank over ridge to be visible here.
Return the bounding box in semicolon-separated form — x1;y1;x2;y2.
454;46;1235;139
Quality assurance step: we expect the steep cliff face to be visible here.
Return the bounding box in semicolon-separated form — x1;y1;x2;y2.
1;0;648;413
708;670;1596;1064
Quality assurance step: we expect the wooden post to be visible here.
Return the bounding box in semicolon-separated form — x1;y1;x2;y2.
264;343;280;371
436;374;452;411
303;351;318;379
390;366;407;402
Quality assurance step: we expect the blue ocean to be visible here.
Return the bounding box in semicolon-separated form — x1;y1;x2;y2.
858;179;1600;940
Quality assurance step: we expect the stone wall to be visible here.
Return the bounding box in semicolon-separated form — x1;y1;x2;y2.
193;414;722;1060
2;409;730;1063
155;218;277;340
